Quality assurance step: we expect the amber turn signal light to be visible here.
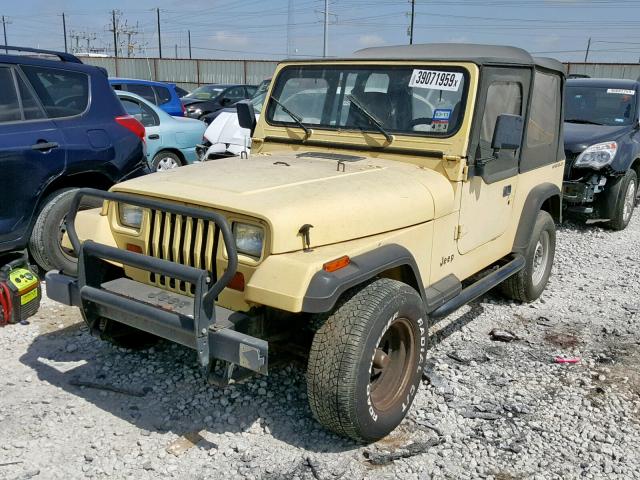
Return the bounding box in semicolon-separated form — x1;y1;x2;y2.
323;255;350;273
228;272;245;291
126;243;143;253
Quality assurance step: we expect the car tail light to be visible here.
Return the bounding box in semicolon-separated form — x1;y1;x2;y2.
181;102;186;117
115;115;145;142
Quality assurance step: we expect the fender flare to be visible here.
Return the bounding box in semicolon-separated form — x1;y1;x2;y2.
512;182;561;255
301;244;425;314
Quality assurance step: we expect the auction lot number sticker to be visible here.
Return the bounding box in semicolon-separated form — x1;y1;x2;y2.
409;69;463;91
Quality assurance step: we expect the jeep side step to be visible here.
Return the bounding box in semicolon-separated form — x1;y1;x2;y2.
428;254;525;320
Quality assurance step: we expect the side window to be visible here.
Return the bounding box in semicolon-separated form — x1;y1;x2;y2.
21;65;89;118
0;67;22;123
126;84;157;104
121;98;157;128
224;87;245;103
246;86;257;97
527;72;560;148
16;74;45;120
481;82;522;145
154;86;172;105
111;84;124;90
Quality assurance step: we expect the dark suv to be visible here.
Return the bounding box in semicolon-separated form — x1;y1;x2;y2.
181;84;256;120
0;46;148;271
563;78;640;230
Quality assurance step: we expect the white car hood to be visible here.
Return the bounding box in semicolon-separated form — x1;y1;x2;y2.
203;111;257;149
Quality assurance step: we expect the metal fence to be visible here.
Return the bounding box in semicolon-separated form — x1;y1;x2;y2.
565;63;640;80
78;56;640;89
78;56;278;90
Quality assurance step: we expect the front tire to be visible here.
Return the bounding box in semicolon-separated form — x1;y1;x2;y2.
606;169;637;231
151;151;182;171
501;210;556;302
306;278;427;443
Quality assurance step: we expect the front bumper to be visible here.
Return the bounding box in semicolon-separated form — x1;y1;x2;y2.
47;188;267;375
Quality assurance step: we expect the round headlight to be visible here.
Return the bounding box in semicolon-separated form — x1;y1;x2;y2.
119;204;143;229
232;222;264;258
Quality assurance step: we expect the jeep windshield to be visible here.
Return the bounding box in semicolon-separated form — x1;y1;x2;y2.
565;86;637;126
265;65;468;138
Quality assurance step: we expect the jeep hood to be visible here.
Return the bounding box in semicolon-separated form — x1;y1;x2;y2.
112;152;454;254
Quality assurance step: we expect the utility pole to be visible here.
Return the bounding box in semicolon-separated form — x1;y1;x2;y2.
62;13;67;52
409;0;415;45
188;30;192;59
111;10;118;57
156;8;162;58
584;37;591;62
2;16;10;54
323;0;328;57
174;43;178;59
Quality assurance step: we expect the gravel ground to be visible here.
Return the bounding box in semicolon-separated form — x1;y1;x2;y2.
1;215;639;480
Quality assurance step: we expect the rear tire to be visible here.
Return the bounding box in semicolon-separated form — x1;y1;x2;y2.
501;210;556;302
152;151;182;171
306;278;427;443
606;169;637;231
29;188;100;274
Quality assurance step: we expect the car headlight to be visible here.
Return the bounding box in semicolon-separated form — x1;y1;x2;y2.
574;141;617;169
233;222;264;258
119;204;143;229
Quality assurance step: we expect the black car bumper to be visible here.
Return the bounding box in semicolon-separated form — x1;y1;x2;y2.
47;188;267;375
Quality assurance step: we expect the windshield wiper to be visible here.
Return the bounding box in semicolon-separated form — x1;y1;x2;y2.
346;94;394;144
269;96;311;139
565;118;604;125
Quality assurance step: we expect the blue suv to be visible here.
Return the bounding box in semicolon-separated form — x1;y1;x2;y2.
0;46;149;272
109;78;185;117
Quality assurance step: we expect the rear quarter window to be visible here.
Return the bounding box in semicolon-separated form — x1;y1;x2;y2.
21;65;89;118
154;86;172;105
0;67;22;122
126;84;157;104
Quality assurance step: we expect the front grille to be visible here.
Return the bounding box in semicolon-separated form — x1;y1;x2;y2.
147;209;221;295
564;151;578;178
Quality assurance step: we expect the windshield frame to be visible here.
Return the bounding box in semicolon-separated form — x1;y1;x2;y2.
264;63;471;141
565;84;639;127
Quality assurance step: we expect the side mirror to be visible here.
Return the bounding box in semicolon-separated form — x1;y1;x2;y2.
492;114;524;152
236;100;257;135
220;97;231;106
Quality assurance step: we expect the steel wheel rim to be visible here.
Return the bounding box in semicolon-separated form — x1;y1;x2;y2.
369;317;416;412
622;179;636;223
531;230;550;286
58;216;76;261
157;157;179;171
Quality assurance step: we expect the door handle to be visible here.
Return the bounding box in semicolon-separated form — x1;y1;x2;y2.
148;134;160;140
31;141;59;151
503;185;512;197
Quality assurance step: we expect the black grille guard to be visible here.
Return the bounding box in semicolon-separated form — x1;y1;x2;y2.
66;188;240;368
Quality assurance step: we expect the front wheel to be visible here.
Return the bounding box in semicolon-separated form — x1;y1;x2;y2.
501;210;556;302
606;169;637;231
151;151;182;171
306;278;427;443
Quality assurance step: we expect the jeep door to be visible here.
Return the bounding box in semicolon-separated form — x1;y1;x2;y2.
0;65;65;248
457;67;531;254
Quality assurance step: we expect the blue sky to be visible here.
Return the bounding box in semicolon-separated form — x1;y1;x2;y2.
3;0;640;62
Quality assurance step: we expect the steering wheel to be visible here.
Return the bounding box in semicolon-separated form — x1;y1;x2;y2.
410;117;433;129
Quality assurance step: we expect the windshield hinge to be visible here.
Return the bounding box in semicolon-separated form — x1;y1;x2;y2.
454;224;464;240
442;155;467;182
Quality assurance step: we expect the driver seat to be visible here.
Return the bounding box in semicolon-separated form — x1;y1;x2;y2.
347;91;394;128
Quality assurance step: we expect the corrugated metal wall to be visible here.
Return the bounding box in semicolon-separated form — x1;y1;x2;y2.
78;56;278;90
566;63;640;80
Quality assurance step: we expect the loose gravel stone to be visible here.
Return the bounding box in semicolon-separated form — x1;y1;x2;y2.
1;217;639;479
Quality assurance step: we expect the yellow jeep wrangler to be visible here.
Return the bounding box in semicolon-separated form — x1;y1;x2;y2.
46;44;565;443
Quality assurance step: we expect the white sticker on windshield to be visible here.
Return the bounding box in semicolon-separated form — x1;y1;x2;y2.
607;88;635;95
409;69;463;91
